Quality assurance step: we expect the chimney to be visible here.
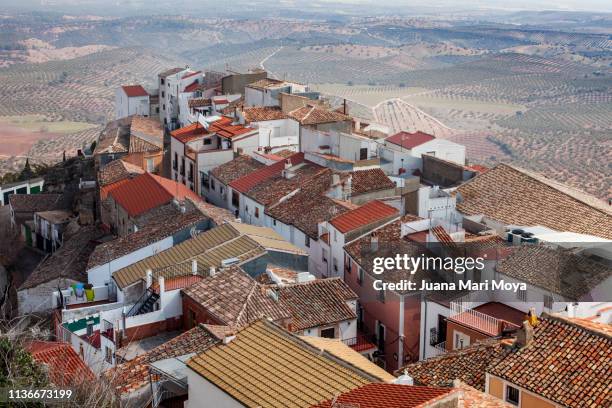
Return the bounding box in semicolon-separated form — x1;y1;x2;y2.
332;173;340;186
370;232;379;252
515;320;534;348
223;335;236;345
284;159;292;170
192;259;198;275
209;266;216;277
158;276;165;294
146;269;153;288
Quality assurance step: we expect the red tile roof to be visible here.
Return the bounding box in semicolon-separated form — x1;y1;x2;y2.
184;80;201;93
386;131;435;149
330;200;398;233
311;383;454;408
109;173;201;217
488;314;612;408
100;178;130;200
171;117;253;143
171;122;211;143
209;116;253;139
122;85;148;98
26;341;95;387
229;152;304;194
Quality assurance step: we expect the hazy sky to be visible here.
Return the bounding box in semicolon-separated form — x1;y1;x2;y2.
2;0;611;15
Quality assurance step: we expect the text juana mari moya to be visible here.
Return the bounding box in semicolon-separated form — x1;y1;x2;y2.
370;254;527;292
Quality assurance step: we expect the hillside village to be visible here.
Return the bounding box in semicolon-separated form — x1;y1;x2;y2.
1;66;611;408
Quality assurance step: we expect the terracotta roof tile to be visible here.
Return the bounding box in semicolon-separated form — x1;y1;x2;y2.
330;200;398;234
20;226;102;290
229;152;304;194
106;324;221;394
289;105;350;125
490;314;612;407
108;173;200;217
27;341;95;387
182;266;357;331
399;339;511;391
496;245;612;300
386;131;435;149
311;383;454;408
210;155;265;185
242;106;289;122
246;78;287;90
97;159;144;187
245;163;326;206
188;97;212;108
266;172;351;239
9;193;65;213
121;85;148;98
186;320;373;408
456;163;612;239
351;168;396;195
87;203;209;269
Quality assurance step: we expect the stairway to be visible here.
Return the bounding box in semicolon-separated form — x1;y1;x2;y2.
136;291;160;315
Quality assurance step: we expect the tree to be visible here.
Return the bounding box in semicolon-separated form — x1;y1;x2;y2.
19;159;34;181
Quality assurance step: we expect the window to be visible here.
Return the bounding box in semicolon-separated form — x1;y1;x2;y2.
163;104;166;111
232;191;239;207
333;257;338;272
305;235;310;248
346;258;352;273
255;207;259;218
160;78;165;85
173;152;178;170
505;385;520;406
359;147;368;160
203;138;212;145
273;219;277;226
105;346;113;364
146;158;154;172
544;294;554;309
358;267;364;285
453;330;470;350
86;322;94;337
187;308;196;329
161;91;165;98
320;327;335;339
322;249;328;263
516;289;527;302
210;178;215;190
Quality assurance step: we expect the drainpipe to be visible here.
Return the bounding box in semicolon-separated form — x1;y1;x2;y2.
398;294;405;368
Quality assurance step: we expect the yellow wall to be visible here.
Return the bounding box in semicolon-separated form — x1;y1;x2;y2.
489;376;504;399
521;391;556;408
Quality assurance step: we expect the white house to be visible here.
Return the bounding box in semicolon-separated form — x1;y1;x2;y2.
244;78;307;107
170;116;258;195
158;68;201;130
115;85;150;119
380;131;466;176
238;106;300;152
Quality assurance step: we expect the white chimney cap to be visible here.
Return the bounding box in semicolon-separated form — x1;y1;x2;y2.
394;369;414;385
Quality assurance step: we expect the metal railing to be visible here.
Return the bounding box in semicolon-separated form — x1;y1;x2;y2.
125;287;155;317
431;341;447;356
449;301;502;335
342;333;377;352
101;319;114;343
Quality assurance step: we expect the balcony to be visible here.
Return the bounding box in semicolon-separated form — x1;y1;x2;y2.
101;318;114;343
342;333;378;353
449;301;522;337
53;285;116;310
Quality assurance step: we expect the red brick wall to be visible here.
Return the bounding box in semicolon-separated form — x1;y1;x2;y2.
445;320;488;351
182;294;225;329
123;317;182;344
